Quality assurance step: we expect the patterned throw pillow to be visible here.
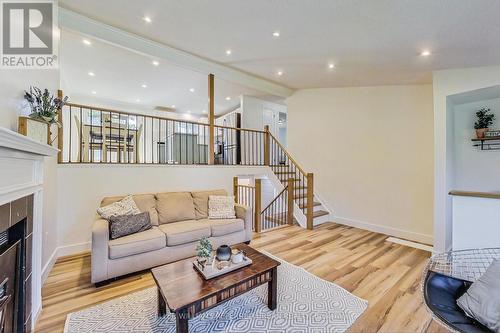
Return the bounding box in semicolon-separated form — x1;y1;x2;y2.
109;212;152;240
208;195;236;219
97;195;141;220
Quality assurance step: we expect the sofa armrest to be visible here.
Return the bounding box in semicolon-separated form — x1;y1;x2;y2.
235;203;252;242
91;218;109;284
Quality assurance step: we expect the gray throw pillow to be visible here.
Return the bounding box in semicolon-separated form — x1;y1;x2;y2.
457;259;500;333
109;212;152;240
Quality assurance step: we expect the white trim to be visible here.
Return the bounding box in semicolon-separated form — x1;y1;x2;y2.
386;237;434;252
333;215;434;245
0;127;59;156
57;241;92;257
58;7;294;98
41;247;59;284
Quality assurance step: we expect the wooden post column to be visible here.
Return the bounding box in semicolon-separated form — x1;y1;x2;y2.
287;178;294;225
306;173;314;230
57;89;64;163
208;74;215;165
254;178;262;233
263;125;270;166
233;176;239;202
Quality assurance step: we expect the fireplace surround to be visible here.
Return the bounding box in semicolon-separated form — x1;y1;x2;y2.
0;127;58;332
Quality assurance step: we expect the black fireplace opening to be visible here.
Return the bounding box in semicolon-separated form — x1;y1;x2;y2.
0;217;27;333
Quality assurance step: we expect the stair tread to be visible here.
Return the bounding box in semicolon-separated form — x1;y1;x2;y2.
313;210;329;218
299;201;321;209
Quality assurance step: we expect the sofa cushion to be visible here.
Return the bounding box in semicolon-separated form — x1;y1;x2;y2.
159;220;211;246
108;226;165;259
156;192;196;224
101;194;159;226
201;218;245;237
97;195;140;220
191;189;227;219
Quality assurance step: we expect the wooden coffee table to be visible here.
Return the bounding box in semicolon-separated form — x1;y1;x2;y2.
151;243;280;333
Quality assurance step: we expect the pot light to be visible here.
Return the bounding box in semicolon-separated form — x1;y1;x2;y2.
88;71;95;76
187;110;191;113
171;105;176;108
83;39;91;46
152;60;159;66
225;96;231;101
136;99;141;102
328;63;335;69
91;91;97;94
225;49;232;56
272;31;280;37
189;88;195;93
277;70;283;76
202;110;207;113
421;50;431;56
143;16;152;23
141;84;147;88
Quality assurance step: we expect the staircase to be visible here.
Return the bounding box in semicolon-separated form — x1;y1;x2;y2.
266;129;331;229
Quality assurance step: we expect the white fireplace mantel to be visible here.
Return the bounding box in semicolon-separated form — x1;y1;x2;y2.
0;126;58;328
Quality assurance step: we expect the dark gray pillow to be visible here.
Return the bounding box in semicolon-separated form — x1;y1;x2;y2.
457;259;500;333
109;212;152;240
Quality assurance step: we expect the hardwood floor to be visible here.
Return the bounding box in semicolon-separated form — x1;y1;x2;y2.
35;222;448;332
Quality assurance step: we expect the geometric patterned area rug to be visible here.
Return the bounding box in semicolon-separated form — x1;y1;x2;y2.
64;252;368;333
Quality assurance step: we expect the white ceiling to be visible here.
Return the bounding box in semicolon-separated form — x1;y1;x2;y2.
59;0;500;89
60;29;268;117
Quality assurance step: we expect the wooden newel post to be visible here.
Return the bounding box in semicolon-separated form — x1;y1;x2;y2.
254;178;262;233
287;178;294;225
208;74;215;165
306;173;314;230
264;125;270;166
57;89;64;163
233;177;239;203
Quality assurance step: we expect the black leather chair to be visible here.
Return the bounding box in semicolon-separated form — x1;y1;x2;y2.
423;270;494;333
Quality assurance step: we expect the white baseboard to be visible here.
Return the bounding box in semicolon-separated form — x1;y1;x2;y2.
386;237;434;252
41;248;58;284
41;241;91;284
57;241;91;257
333;215;434;245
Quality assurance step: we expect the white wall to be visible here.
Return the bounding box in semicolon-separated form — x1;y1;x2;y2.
0;68;60;270
56;164;271;250
433;66;500;252
453;97;500;191
287;85;434;244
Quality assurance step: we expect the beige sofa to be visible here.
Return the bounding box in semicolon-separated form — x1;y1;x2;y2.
91;189;252;284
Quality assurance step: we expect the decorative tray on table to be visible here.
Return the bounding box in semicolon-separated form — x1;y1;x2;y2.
193;255;253;279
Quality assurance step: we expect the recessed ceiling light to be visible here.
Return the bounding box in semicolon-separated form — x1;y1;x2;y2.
141;84;147;88
421;50;431;56
143;16;152;23
187;110;191;113
202;110;207;113
91;91;96;94
136;98;141;102
272;31;280;37
328;63;335;69
152;60;159;66
225;96;231;101
88;71;95;76
171;105;176;108
189;88;195;93
225;49;232;56
83;39;91;46
277;71;283;76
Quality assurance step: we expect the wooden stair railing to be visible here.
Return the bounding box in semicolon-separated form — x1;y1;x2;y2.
267;130;314;230
259;178;294;232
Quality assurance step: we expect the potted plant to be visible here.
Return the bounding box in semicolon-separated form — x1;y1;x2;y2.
195;237;213;270
24;87;68;127
474;108;495;139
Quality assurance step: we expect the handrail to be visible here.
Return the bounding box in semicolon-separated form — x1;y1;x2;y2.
261;186;288;212
269;132;307;177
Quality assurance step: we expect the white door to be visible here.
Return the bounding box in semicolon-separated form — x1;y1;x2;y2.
263;108;278;136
